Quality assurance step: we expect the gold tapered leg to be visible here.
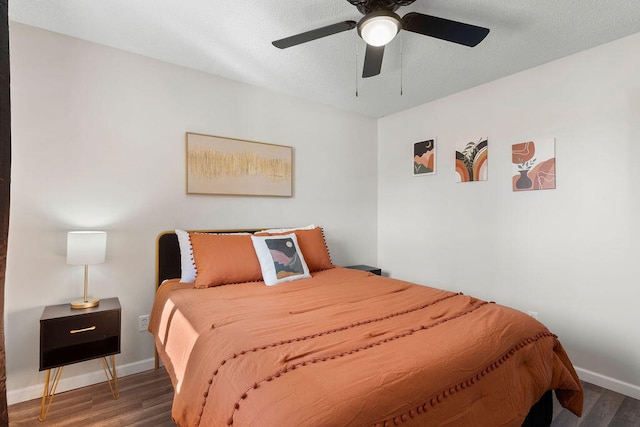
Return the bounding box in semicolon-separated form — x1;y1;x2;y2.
101;355;119;399
38;357;117;421
39;367;63;422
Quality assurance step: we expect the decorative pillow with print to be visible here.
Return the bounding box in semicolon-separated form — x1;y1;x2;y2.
251;234;311;286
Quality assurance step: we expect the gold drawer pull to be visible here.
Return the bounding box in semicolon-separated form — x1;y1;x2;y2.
70;326;96;334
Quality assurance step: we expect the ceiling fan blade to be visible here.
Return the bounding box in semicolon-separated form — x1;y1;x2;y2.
272;21;357;49
362;44;384;78
402;12;489;47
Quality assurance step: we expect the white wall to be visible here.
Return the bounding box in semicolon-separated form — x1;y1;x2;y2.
378;32;640;399
6;23;378;403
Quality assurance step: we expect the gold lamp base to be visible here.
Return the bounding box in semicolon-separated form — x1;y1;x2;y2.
70;297;100;309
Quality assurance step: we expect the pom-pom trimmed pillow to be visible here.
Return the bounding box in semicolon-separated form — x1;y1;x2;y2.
189;232;262;288
255;227;333;272
251;234;311;286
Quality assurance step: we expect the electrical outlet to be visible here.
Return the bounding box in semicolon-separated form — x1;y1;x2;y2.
138;314;150;331
527;311;539;320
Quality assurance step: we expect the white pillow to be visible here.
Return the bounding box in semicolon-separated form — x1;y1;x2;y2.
175;229;196;283
257;224;317;234
251;234;311;286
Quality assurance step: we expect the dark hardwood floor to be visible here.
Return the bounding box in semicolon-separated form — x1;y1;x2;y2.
8;369;640;426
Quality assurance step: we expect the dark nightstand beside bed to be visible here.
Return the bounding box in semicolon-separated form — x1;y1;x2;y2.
346;264;382;276
38;297;121;421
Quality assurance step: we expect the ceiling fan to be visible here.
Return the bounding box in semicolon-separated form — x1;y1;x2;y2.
272;0;490;78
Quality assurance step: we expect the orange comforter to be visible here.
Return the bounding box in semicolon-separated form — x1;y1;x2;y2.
149;267;582;426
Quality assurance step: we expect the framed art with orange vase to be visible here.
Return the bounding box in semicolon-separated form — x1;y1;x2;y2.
512;138;556;191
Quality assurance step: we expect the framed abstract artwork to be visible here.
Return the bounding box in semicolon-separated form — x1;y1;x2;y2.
413;138;436;176
455;137;488;182
186;132;293;197
512;139;556;191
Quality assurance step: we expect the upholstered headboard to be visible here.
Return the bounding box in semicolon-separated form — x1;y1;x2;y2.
157;232;181;287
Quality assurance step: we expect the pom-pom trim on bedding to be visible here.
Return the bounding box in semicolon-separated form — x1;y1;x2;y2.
371;331;557;427
193;292;462;425
216;300;493;426
221;329;557;426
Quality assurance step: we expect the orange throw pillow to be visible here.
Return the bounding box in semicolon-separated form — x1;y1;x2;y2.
189;233;263;288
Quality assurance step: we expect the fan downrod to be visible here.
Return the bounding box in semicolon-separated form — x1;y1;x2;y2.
346;0;417;15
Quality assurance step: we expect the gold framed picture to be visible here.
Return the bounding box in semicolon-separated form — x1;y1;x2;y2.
186;132;293;197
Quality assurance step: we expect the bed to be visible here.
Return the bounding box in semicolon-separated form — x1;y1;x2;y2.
149;228;583;426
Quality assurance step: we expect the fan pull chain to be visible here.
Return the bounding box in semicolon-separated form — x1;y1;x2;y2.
355;36;359;97
400;32;404;96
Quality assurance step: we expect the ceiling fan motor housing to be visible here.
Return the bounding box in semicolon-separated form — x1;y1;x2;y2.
357;10;402;46
347;0;416;15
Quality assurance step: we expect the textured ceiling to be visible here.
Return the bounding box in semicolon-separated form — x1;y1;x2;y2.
9;0;640;118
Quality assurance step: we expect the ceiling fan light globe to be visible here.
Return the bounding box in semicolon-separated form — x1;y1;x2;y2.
358;13;400;47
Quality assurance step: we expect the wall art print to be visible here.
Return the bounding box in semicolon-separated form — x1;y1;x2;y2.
186;132;292;197
455;137;488;182
413;138;436;176
512;139;556;191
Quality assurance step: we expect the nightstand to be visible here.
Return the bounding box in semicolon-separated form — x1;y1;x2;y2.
346;265;382;276
39;297;121;421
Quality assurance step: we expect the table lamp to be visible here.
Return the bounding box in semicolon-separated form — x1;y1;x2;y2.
67;231;106;309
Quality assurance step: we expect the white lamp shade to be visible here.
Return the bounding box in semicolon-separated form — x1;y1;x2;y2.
67;231;107;265
359;13;400;47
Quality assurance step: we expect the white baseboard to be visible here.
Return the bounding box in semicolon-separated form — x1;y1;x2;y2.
575;366;640;400
7;357;156;405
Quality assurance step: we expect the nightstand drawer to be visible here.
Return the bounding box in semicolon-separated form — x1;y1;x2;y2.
41;311;119;349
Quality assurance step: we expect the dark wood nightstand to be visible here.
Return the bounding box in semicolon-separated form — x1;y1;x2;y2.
39;297;121;421
346;265;382;276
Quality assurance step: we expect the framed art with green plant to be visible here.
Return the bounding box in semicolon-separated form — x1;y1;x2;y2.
455;137;488;182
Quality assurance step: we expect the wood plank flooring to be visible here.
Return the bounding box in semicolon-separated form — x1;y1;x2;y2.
552;381;640;426
8;369;176;426
8;369;640;426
